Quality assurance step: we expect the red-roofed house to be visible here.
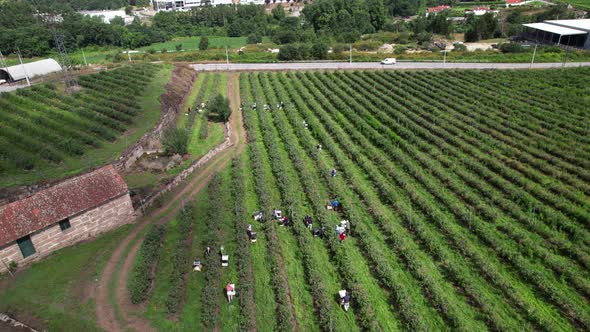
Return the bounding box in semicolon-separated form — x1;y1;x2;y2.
426;5;451;16
0;165;134;272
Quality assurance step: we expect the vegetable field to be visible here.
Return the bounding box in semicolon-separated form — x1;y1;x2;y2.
127;67;590;331
0;64;169;188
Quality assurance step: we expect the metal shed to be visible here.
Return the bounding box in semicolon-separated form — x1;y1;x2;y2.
0;58;62;83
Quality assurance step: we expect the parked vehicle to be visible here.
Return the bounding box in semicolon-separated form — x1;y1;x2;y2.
381;58;396;65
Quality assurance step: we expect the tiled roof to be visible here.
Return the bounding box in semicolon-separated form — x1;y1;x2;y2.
0;165;128;246
427;5;451;12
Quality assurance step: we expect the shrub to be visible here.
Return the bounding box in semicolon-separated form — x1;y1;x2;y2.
162;127;189;155
209;94;231;123
128;225;166;304
199;36;209;51
175;44;182;51
247;34;262;44
161;48;167;53
499;43;526;53
453;43;467;52
8;260;17;272
353;40;381;51
311;41;329;60
166;205;194;313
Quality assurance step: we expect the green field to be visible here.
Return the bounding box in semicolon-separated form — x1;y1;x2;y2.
2;67;590;331
0;63;172;188
554;0;590;9
138;36;269;52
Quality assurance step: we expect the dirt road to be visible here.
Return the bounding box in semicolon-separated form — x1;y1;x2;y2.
93;73;245;332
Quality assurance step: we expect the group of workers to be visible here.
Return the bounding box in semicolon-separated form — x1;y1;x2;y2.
186;101;208;116
251;101;285;111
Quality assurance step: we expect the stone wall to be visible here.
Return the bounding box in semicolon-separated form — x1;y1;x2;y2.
137;121;232;215
0;194;134;272
113;65;196;172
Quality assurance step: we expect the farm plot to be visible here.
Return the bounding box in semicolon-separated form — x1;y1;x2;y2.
130;67;589;331
0;64;170;188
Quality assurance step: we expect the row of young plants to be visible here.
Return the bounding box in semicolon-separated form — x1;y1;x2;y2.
439;71;590;162
242;75;297;332
330;72;590;271
274;72;550;331
4;89;122;138
25;86;127;133
230;157;257;331
310;70;590;303
347;71;590;246
366;71;590;225
278;71;576;331
263;72;459;331
409;72;590;199
239;75;350;331
384;70;590;238
248;74;388;331
199;74;222;140
452;69;590;145
202;175;223;330
306;71;590;328
282;72;501;331
390;70;590;195
0;64;159;168
0;97;100;149
165;205;195;314
128;224;166;304
250;73;402;331
316;70;590;295
443;70;589;152
186;74;211;132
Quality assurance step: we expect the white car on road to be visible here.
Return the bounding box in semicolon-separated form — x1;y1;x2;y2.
381;58;396;65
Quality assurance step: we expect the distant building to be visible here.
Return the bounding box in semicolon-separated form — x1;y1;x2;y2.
426;5;451;16
79;10;135;24
0;59;61;83
154;0;264;10
0;165;134;273
506;0;536;7
523;19;590;49
465;7;499;16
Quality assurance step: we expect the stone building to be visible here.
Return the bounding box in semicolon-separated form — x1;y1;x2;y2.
0;165;135;272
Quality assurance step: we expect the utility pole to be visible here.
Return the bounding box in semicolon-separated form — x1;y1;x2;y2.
443;49;447;67
0;51;8;73
127;50;132;62
82;48;88;66
225;46;229;65
17;49;31;87
530;43;537;69
349;44;352;64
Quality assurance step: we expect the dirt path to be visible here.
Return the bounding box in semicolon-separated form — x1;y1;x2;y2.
94;73;245;332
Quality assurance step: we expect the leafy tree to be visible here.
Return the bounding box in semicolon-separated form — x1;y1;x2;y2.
162;128;189;155
247;33;262;44
311;41;328;59
199;36;209;50
209;94;231;122
110;16;125;26
125;6;133;15
272;4;286;21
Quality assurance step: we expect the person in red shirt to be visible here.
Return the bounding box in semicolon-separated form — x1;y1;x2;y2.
339;232;346;242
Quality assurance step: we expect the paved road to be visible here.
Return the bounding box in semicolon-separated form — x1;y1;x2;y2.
192;61;590;72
